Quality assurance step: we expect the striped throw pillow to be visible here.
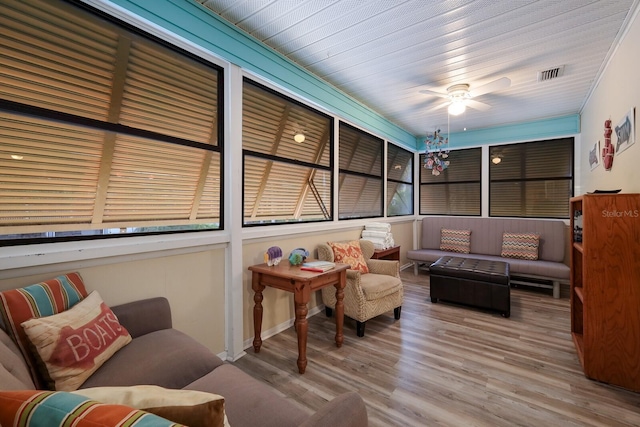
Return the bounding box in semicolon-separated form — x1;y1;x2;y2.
0;273;88;388
440;229;471;254
0;390;184;427
501;232;540;260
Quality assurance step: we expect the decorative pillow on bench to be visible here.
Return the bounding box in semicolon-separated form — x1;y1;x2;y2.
501;232;540;260
440;228;471;254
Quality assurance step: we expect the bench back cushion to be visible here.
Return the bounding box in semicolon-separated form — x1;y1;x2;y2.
419;217;566;262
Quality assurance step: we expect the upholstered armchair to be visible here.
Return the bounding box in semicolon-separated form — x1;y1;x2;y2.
317;239;403;337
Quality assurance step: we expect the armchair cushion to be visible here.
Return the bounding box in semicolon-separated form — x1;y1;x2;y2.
359;274;403;301
328;241;369;273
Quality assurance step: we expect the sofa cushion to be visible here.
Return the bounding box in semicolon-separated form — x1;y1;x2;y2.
185;364;308;427
359;274;403;301
80;328;224;390
329;240;369;273
0;327;35;390
0;272;88;388
439;228;471;253
501;232;540;260
0;390;184;427
21;291;132;391
73;385;229;427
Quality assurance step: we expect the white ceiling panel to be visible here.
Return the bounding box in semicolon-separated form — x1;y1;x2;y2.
197;0;639;136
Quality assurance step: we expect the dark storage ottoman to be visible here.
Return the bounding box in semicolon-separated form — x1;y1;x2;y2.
429;256;511;317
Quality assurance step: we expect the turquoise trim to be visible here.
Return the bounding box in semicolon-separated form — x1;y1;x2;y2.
418;115;580;149
105;0;417;149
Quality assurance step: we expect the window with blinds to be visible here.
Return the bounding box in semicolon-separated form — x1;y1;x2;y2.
489;138;573;218
0;0;223;244
387;143;414;216
420;148;481;215
338;123;383;219
242;80;333;226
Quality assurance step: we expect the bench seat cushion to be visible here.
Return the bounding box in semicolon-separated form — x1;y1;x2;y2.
407;249;569;280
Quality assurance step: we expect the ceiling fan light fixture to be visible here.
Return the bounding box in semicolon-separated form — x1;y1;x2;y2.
448;100;466;116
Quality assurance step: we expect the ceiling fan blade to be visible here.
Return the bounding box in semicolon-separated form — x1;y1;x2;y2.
424;101;450;113
470;77;511;97
466;99;491;111
419;89;449;99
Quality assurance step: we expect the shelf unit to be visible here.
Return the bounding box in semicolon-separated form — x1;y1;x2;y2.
570;194;640;391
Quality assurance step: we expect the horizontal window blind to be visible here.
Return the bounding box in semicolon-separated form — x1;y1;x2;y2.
338;123;383;219
338;175;382;219
0;0;223;242
387;143;413;216
490;138;573;218
242;80;333;225
420;148;481;215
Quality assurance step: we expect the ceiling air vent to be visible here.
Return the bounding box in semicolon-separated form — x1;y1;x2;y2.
537;65;565;82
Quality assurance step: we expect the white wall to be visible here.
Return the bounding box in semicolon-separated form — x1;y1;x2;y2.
0;249;227;355
580;9;640;194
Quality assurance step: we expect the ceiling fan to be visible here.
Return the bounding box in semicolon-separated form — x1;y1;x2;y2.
419;77;511;116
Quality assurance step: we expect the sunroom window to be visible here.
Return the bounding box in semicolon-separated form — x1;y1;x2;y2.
338;123;383;219
0;0;223;244
489;138;574;218
420;148;481;215
242;80;333;226
387;143;414;216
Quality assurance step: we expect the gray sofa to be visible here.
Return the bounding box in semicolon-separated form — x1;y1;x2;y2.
0;296;368;427
407;216;570;298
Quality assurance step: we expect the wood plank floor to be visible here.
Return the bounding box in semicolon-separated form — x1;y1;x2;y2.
232;270;640;426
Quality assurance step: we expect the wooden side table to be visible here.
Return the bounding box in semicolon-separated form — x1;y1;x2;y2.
248;260;349;374
371;245;400;261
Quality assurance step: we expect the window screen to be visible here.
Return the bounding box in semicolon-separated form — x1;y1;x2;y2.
387;143;414;216
489;138;573;218
242;80;333;225
0;0;223;244
420;148;481;215
338;123;383;219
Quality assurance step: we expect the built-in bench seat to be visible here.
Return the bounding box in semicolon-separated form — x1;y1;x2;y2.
407;217;570;298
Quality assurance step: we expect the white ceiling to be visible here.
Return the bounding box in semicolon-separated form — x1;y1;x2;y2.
197;0;639;136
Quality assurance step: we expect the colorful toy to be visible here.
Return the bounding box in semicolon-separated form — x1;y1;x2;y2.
288;248;309;266
264;246;283;266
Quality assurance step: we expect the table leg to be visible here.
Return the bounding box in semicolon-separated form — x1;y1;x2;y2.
252;272;265;353
334;270;346;348
294;281;311;374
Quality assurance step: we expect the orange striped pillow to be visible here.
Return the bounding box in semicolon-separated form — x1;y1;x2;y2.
0;273;88;388
0;390;184;427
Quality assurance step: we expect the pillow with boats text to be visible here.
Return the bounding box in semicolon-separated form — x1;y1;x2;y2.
21;291;131;391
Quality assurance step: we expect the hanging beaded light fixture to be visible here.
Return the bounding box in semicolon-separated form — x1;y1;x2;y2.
424;114;451;176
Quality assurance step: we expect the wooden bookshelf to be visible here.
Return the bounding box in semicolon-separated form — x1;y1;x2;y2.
570;194;640;391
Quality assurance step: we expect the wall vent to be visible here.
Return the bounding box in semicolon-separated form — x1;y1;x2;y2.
537;65;565;82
